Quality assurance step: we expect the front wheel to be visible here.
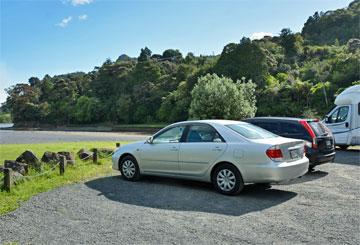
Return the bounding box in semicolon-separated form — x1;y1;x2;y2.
212;163;244;195
119;155;140;181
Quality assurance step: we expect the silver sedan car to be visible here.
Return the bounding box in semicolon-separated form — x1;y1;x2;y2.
112;120;309;195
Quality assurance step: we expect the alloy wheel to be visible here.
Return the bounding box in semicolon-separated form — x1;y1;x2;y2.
122;160;136;178
216;169;236;191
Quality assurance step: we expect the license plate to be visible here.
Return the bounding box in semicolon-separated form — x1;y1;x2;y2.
326;140;331;147
290;149;300;159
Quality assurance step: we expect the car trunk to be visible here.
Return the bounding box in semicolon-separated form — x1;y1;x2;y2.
308;121;334;154
252;137;305;162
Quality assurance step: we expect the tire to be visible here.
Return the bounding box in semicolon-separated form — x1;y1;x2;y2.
212;163;244;195
119;155;140;181
308;165;315;172
339;145;349;151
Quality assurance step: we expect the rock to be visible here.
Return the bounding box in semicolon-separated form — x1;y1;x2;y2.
16;150;41;169
77;148;93;160
57;151;75;165
41;152;60;163
4;160;28;175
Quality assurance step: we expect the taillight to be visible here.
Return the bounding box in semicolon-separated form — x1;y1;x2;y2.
266;146;283;161
299;120;317;149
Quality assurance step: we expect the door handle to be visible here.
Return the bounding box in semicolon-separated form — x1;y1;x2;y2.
170;146;178;151
212;146;222;151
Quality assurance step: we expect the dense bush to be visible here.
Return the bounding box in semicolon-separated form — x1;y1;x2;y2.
189;74;256;120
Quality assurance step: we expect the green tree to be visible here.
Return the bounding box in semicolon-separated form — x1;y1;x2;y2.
214;40;268;86
189;74;257;120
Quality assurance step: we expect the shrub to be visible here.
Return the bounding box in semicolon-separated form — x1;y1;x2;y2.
189;74;257;120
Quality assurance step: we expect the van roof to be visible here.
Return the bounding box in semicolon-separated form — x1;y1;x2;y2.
335;85;360;105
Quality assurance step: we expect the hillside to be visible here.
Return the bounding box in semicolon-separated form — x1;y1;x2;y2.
3;1;360;126
302;0;360;44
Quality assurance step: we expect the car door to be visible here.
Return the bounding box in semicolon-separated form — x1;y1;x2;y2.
325;106;351;144
140;125;186;174
179;124;226;176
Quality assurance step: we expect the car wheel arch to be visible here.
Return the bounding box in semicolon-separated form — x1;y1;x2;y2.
118;153;137;169
210;161;243;179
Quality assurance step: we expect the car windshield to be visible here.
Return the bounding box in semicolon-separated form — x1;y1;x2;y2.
226;123;278;139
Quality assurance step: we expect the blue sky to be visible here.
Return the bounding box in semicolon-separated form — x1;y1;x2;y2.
0;0;353;103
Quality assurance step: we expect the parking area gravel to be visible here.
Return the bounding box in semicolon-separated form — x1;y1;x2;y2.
0;150;359;244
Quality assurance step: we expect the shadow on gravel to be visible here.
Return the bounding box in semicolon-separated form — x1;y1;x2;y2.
278;170;328;185
85;176;296;216
334;150;360;166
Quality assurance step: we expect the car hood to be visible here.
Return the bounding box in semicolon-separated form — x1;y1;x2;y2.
116;140;145;151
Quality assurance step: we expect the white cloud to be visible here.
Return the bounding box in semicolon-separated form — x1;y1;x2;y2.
56;16;72;28
78;14;88;21
68;0;93;6
250;32;273;40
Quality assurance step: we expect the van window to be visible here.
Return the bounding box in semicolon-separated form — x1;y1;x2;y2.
358;103;360;115
328;106;349;123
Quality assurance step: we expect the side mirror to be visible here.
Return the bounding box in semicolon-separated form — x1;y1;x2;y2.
325;116;330;123
146;136;154;144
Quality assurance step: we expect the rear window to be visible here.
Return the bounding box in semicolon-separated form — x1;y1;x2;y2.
226;123;278;139
308;121;329;136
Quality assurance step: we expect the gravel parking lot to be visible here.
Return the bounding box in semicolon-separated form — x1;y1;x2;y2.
0;150;359;244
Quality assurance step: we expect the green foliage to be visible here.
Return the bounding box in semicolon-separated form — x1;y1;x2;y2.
189;74;257;120
302;0;360;45
214;41;268;86
0;113;11;123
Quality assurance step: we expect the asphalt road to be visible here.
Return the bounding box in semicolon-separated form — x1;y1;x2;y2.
0;150;359;244
0;130;149;144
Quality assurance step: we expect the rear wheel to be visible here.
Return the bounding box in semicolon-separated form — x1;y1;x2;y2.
119;155;140;181
212;163;244;195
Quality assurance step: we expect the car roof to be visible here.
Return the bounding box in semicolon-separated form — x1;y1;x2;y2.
170;119;246;127
243;117;315;122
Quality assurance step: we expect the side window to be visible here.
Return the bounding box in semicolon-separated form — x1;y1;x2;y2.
329;106;349;123
186;124;223;143
153;126;185;143
358;103;360;115
337;106;349;122
255;122;279;134
330;108;339;123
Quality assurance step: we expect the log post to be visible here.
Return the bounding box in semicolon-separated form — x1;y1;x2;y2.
24;164;29;175
59;155;66;175
116;142;120;148
4;168;11;192
93;148;98;164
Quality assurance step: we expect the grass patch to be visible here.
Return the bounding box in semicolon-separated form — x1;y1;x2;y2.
0;141;128;215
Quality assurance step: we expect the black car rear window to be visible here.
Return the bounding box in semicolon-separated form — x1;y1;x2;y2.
308;121;329;136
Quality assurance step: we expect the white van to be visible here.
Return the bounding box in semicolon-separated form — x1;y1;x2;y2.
323;85;360;149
